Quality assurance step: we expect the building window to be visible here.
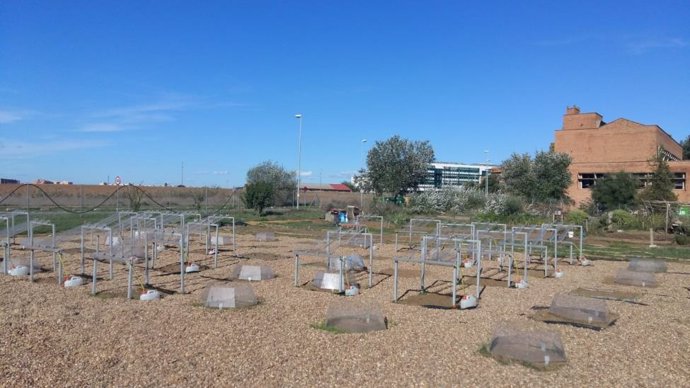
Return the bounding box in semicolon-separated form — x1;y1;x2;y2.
631;173;651;188
673;172;686;190
578;173;606;189
420;164;487;191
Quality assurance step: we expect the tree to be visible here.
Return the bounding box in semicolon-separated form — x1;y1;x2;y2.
465;173;499;193
500;153;536;201
638;150;677;202
125;186;144;211
366;135;435;196
681;135;690;160
591;172;639;211
246;161;296;206
352;168;371;193
532;151;572;203
242;182;274;215
500;151;572;204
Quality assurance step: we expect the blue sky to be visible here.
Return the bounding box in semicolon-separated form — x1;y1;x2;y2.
1;1;689;187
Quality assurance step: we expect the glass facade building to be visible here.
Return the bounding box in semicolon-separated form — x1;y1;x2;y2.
418;162;495;191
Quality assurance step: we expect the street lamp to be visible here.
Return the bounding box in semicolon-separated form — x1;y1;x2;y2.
484;150;490;196
295;114;303;209
360;139;367;209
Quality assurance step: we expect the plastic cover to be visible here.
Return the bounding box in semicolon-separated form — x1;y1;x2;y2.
627;258;667;273
200;283;258;308
8;257;43;272
490;323;567;368
327;255;366;272
231;264;275;281
210;236;225;246
256;231;276;242
312;271;357;291
614;269;657;287
549;293;609;324
325;300;387;333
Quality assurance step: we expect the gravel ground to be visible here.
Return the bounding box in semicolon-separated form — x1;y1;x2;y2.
1;231;689;387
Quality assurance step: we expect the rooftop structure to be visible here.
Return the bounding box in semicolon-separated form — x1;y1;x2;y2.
553;106;690;205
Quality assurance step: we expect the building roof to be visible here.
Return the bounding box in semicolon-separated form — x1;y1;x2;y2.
603;118;680;146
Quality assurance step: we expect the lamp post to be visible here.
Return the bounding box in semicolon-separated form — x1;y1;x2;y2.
484;150;490;196
360;139;367;210
295;114;303;209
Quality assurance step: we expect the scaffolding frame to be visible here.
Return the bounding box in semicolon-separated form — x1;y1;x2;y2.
354;215;384;245
393;235;483;307
542;223;585;262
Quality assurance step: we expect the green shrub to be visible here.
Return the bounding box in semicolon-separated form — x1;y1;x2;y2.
674;234;689;245
578;199;598;216
565;209;588;226
609;209;641;230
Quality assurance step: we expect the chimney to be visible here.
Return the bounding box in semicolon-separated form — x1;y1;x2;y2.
562;105;603;130
566;105;580;115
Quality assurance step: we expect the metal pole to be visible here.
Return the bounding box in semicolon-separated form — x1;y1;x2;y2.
484;150;489;196
214;224;219;268
523;238;528;284
127;262;133;300
295;114;302;209
379;217;383;246
179;234;185;294
452;263;458;308
476;241;482;299
231;217;236;251
29;249;35;283
92;256;98;295
368;235;373;288
2;217;8;274
144;232;149;285
393;259;398;302
339;257;344;293
579;225;584;259
57;254;63;285
420;236;427;291
51;224;56;272
360;139;367;210
294;255;300;287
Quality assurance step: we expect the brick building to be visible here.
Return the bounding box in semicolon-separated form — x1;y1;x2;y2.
554;106;690;205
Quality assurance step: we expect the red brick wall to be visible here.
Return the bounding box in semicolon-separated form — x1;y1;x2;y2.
554;109;689;205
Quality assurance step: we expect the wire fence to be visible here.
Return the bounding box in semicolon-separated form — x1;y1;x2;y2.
0;184;244;214
0;184;368;215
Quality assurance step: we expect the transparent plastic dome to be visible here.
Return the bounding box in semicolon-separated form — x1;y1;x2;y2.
325;300;387;333
230;264;275;281
200;283;258;309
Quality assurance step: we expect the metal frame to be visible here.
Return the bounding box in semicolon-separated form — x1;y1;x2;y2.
355;215;384;245
393;235;483;307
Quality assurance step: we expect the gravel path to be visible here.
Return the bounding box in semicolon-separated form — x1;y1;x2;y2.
1;232;689;387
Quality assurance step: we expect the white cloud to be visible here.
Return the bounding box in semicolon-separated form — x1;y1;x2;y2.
299;171;313;177
80;94;241;133
533;37;591;47
0;109;33;124
532;34;689;55
328;171;357;179
79;123;129;133
626;37;688;54
0;138;108;159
